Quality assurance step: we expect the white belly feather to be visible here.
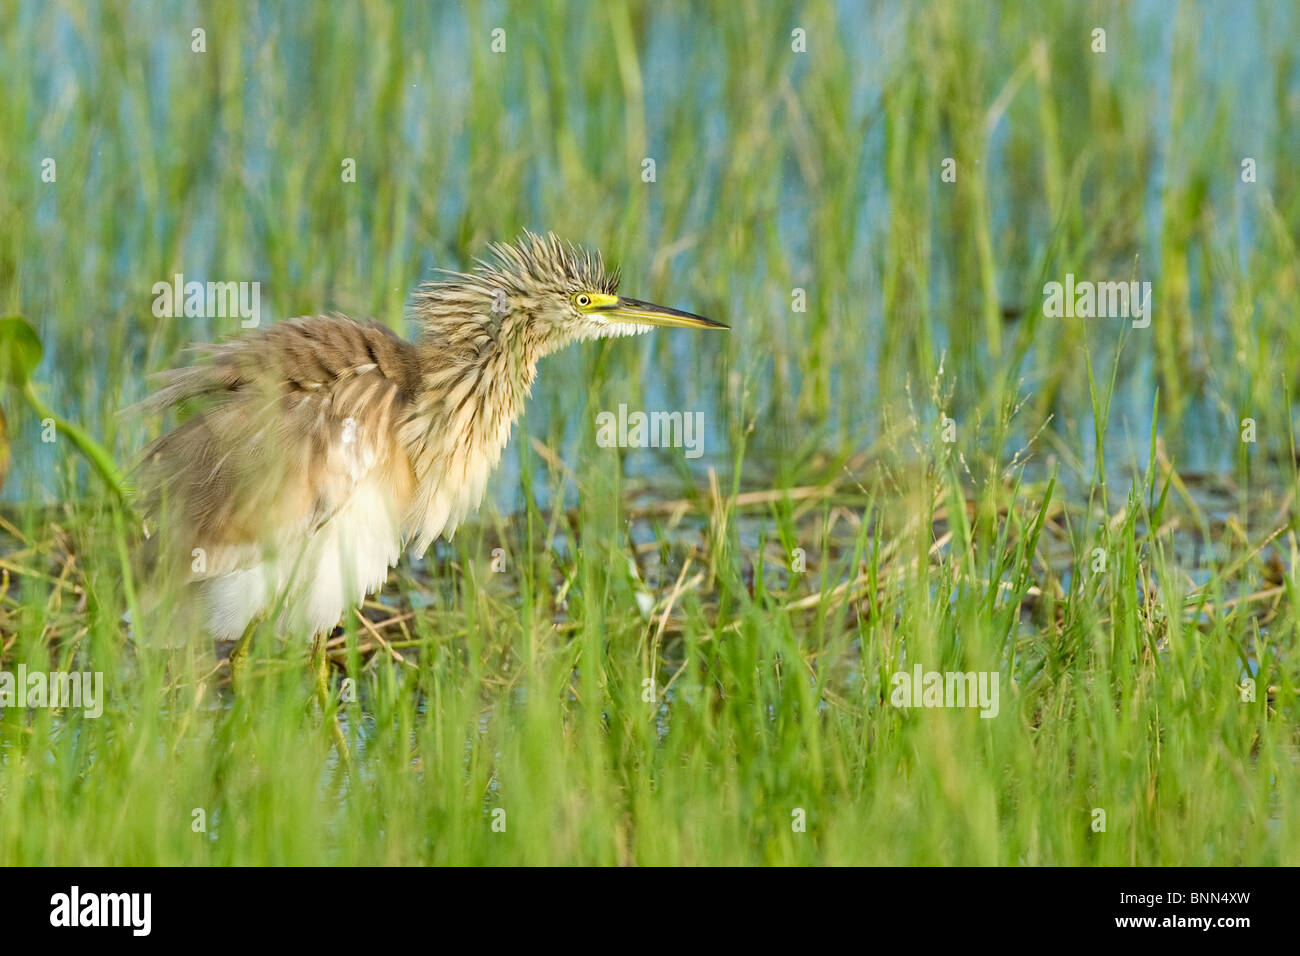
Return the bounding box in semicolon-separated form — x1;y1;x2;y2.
199;474;403;641
196;389;516;642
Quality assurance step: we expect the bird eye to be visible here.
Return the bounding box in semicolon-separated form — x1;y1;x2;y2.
574;293;592;308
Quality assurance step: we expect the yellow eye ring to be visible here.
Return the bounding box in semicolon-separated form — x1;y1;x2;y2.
574;293;592;308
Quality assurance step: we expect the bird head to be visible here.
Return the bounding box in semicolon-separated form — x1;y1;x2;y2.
411;231;727;360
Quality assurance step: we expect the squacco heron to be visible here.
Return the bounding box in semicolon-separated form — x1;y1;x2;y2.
136;231;726;668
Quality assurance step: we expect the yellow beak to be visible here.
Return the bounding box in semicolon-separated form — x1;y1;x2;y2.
596;296;728;330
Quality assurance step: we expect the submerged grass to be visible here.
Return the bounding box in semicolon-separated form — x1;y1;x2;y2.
1;1;1299;864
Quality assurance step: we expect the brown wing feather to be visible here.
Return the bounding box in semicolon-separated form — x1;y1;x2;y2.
136;316;422;583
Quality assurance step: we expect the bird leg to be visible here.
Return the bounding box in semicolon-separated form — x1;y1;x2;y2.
310;631;351;766
227;616;261;690
310;631;330;708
